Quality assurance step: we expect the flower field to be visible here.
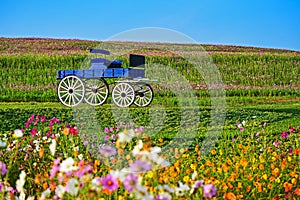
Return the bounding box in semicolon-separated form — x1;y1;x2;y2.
0;37;300;199
0;113;300;199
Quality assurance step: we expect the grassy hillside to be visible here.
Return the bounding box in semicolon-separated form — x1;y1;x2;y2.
0;37;299;102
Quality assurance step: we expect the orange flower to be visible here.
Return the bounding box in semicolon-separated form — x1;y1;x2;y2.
246;186;251;193
211;149;216;155
43;182;48;190
228;182;234;189
102;188;113;195
240;158;248;167
62;127;69;135
237;182;242;189
272;168;280;177
294;149;300;155
223;164;230;172
39;148;44;158
224;192;236;200
284;182;293;192
294;188;300;196
259;164;264;170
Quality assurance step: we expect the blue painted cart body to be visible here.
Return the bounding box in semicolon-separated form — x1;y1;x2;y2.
56;49;153;108
56;68;145;80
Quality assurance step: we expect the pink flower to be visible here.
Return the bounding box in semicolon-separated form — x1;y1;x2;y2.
104;127;109;133
101;174;119;192
281;131;289;139
203;184;217;198
123;174;138;192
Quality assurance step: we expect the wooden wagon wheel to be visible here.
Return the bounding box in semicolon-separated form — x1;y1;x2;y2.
133;83;154;107
57;75;85;107
112;82;135;107
84;78;109;106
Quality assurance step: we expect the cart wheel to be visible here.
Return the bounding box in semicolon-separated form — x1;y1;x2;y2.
84;78;109;106
112;82;135;107
58;75;85;107
133;83;154;107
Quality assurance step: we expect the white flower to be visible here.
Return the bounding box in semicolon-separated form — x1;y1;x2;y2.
110;170;126;182
175;182;190;196
118;129;135;143
60;157;77;173
132;140;143;155
19;191;26;200
91;177;101;192
0;140;7;148
40;189;51;200
16;171;26;193
242;120;246;126
192;171;198;180
78;154;83;160
27;196;35;200
55;185;65;198
49;139;56;156
73;146;79;152
42;136;47;140
13;129;23;138
66;178;79;196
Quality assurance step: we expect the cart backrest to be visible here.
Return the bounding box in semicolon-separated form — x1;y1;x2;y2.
129;54;145;67
90;49;110;55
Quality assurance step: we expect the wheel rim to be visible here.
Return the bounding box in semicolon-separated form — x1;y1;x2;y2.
84;79;109;106
133;83;153;107
58;75;85;107
112;83;135;107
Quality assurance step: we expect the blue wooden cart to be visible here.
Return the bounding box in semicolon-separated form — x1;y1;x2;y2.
56;49;154;108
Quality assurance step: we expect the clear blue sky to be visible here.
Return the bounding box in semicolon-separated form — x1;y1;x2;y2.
0;0;299;50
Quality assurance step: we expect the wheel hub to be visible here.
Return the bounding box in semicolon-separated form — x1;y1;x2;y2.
121;93;126;98
69;89;74;94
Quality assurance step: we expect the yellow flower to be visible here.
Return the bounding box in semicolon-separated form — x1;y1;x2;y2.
158;138;163;143
183;176;190;183
217;167;222;173
292;178;297;185
237;182;242;189
271;157;277;162
118;196;125;200
287;156;292;162
147;171;154;179
190;163;197;171
262;174;268;180
180;148;185;154
219;150;223;155
275;178;281;183
272;152;277;157
259;155;265;163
